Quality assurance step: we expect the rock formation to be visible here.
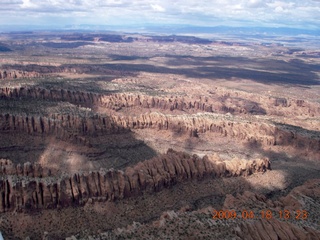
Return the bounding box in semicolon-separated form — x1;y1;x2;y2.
0;149;270;212
1;64;124;76
224;179;320;240
67;179;320;240
235;218;319;240
0;70;41;79
0;159;46;177
0;111;318;156
1;87;319;119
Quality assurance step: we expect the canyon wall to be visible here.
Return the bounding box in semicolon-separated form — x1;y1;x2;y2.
0;111;318;154
0;150;270;212
1;87;319;117
0;70;41;80
0;87;214;113
0;64;123;77
0;159;47;177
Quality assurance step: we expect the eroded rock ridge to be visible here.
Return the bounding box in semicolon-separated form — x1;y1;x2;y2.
0;150;270;212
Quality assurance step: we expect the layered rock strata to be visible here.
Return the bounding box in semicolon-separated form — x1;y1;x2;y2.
1;65;123;76
0;150;270;212
0;70;41;80
1;87;319;118
0;112;318;155
0;87;214;113
0;159;47;177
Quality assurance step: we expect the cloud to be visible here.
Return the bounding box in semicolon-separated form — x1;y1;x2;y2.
21;0;37;8
268;1;295;12
151;4;165;12
0;0;319;29
247;0;266;8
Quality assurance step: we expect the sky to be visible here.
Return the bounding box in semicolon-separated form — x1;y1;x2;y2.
0;0;319;30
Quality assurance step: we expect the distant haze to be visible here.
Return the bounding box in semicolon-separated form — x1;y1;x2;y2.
0;0;319;33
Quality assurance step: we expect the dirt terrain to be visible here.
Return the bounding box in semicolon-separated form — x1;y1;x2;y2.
0;32;319;239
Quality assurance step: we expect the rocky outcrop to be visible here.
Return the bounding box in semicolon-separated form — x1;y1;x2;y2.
0;70;41;80
0;111;319;154
224;179;320;240
1;86;319;118
99;94;214;112
224;179;320;212
0;112;131;140
235;219;320;240
213;87;320;118
66;179;320;240
1;64;124;76
0;87;214;113
0;113;97;145
0;87;100;106
0;159;48;178
0;149;270;212
279;178;320;210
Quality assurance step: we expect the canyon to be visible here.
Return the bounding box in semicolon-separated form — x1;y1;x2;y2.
0;31;319;239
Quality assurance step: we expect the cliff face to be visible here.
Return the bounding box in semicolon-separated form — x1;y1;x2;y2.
1;87;319;118
0;87;214;113
1;65;123;76
0;70;41;80
0;87;100;107
1;88;318;151
0;159;46;177
0;149;270;212
0;111;318;155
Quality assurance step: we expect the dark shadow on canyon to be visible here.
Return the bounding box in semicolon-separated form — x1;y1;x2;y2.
33;78;123;95
0;93;158;173
89;55;320;85
1;129;318;239
3;54;319;86
0;145;281;239
244;140;320;200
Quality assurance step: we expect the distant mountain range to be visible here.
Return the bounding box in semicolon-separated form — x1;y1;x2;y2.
0;24;319;37
156;25;320;36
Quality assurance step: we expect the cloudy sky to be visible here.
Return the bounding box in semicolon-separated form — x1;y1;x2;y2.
0;0;319;29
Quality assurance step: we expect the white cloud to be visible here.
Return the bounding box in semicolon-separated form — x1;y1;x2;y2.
0;0;319;29
151;4;165;12
247;0;266;8
21;0;36;8
274;6;284;12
